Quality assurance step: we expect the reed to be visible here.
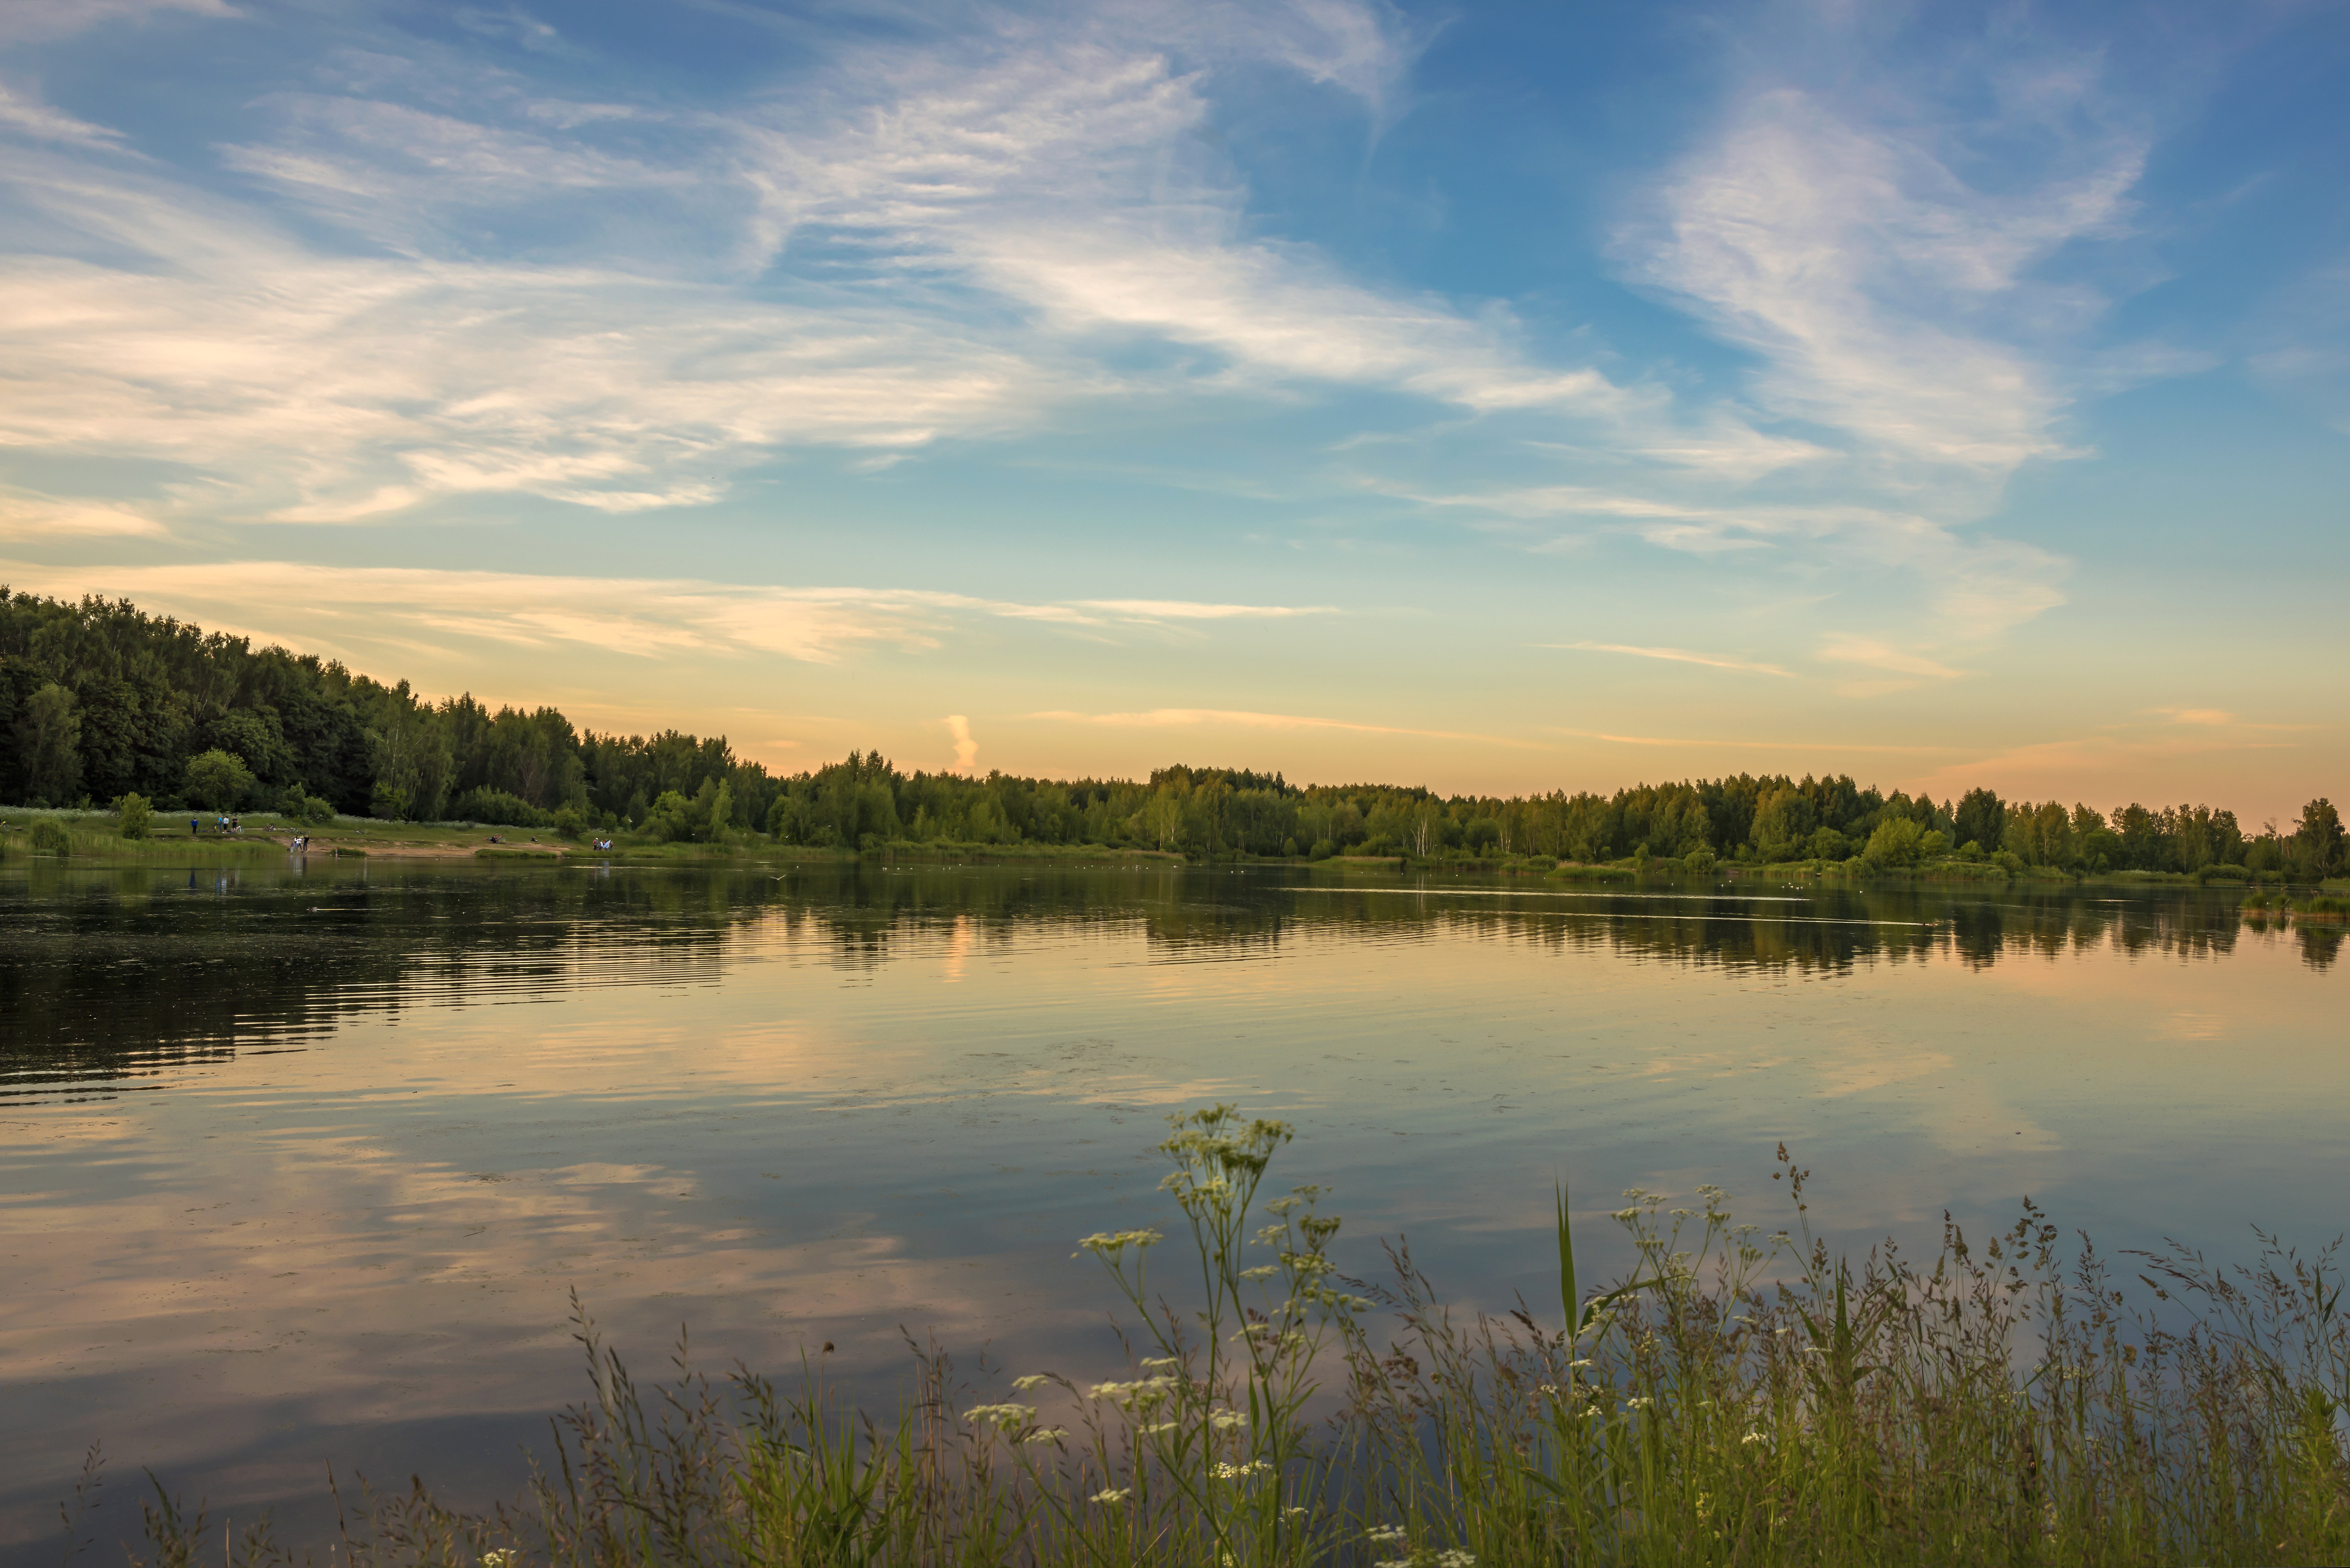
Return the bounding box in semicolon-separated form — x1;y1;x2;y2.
113;1114;2349;1568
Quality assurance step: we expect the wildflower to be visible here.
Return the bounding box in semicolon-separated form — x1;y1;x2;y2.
1023;1427;1068;1444
1695;1493;1713;1521
1011;1374;1052;1391
1742;1430;1766;1444
1213;1459;1271;1480
1625;1396;1654;1411
1240;1265;1279;1282
1364;1526;1407;1545
1568;1358;1593;1369
1090;1376;1176;1408
1074;1229;1162;1258
1284;1506;1308;1520
1436;1552;1478;1568
1139;1356;1180;1371
1140;1421;1177;1435
481;1553;516;1568
963;1403;1036;1429
1210;1410;1248;1431
1090;1488;1131;1504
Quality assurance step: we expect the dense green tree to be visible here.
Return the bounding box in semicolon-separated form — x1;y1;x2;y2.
1953;787;2006;854
1751;786;1818;861
2293;798;2343;878
16;682;81;805
0;589;2327;878
1864;817;1925;867
184;748;254;812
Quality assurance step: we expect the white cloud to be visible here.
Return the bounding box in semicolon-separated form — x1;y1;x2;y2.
0;559;1327;664
731;17;1630;419
0;82;133;149
0;0;1670;525
944;714;978;771
1030;706;1526;745
0;0;234;47
1070;599;1333;620
1549;642;1792;677
1628;83;2143;492
0;492;167;538
1817;635;1964;683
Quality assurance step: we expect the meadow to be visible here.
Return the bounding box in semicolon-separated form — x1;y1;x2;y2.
93;1107;2350;1568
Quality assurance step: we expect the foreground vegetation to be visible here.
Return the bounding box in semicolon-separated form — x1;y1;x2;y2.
4;589;2343;880
99;1109;2350;1568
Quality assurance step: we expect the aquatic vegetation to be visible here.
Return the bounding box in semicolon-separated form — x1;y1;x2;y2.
111;1117;2349;1568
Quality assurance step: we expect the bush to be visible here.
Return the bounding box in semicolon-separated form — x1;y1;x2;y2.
114;793;152;840
28;818;71;856
1309;838;1334;860
449;788;548;828
183;748;254;812
301;795;336;827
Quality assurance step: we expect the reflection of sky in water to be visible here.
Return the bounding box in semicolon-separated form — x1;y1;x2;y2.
1;862;2341;1556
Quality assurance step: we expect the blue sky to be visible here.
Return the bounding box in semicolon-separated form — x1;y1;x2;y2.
2;0;2345;818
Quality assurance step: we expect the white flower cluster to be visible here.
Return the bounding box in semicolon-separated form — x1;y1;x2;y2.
963;1403;1035;1430
1074;1229;1162;1259
1011;1374;1053;1392
1089;1376;1177;1410
1209;1410;1248;1431
1364;1526;1407;1545
1213;1460;1271;1480
1089;1487;1131;1505
480;1552;516;1568
1023;1427;1067;1444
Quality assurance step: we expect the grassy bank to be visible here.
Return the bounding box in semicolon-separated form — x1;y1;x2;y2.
104;1110;2348;1568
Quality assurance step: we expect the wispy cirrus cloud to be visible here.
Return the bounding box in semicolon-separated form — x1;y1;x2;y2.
0;0;1687;527
1547;642;1791;677
0;491;167;538
0;559;1324;666
1624;65;2143;496
1030;707;1529;746
0;0;233;46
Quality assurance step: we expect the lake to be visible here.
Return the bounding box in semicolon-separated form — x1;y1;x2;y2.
2;859;2342;1560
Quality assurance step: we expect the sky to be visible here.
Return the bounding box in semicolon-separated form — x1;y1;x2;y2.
1;0;2345;822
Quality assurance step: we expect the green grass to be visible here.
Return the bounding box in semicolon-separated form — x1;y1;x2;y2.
1;816;283;862
1547;862;1636;883
100;1111;2350;1568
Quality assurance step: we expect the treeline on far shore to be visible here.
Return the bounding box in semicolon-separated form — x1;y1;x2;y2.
3;588;2343;881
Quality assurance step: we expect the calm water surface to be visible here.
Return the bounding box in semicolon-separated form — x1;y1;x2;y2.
2;860;2342;1556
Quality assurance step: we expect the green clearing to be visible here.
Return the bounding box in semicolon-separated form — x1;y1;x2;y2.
103;1110;2350;1568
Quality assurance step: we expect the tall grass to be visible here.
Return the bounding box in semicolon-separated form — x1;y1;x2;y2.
116;1114;2348;1567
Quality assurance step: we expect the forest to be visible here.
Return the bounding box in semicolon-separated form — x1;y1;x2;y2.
3;588;2342;878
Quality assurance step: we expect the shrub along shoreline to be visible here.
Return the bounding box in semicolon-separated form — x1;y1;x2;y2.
95;1110;2350;1568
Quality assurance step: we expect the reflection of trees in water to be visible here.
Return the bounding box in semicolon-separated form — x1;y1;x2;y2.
779;871;2271;976
0;864;763;1099
3;866;2315;1101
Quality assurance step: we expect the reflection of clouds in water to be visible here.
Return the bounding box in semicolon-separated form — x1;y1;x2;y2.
4;866;2341;1538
